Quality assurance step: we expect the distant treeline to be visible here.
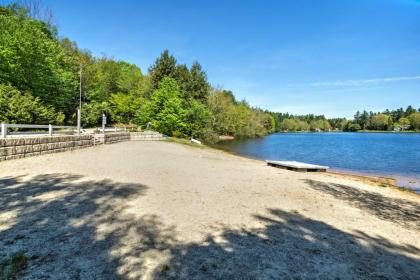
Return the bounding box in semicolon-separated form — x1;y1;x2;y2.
272;106;420;132
0;3;418;145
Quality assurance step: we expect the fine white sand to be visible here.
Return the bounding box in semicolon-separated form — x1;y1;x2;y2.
0;141;419;279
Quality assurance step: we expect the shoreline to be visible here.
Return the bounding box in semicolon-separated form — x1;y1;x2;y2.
207;139;420;195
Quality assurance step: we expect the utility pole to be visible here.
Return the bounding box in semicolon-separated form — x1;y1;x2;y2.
77;64;82;135
79;63;82;113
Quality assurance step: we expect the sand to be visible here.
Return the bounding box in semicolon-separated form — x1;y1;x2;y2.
0;141;419;279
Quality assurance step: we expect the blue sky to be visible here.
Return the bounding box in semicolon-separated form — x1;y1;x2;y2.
7;0;420;117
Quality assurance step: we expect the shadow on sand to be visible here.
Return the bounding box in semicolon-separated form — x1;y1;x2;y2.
303;179;420;231
154;208;420;279
0;174;175;279
1;174;419;279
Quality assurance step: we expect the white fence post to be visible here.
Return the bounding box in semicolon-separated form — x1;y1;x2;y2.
48;124;53;136
77;109;81;135
1;123;7;138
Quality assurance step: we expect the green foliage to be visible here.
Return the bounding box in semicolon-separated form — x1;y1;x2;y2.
186;62;210;102
279;118;298;131
108;93;144;124
346;123;361;132
409;112;420;130
370;114;390;130
0;9;77;118
0;84;64;124
185;99;212;138
310;119;331;131
149;50;177;90
328;118;348;131
136;77;187;136
81;101;109;127
397;117;411;131
206;90;274;138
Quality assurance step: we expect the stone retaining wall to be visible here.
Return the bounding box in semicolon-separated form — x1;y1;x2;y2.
104;132;131;144
0;135;93;161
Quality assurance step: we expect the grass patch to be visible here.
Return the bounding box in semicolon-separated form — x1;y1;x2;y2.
0;251;28;280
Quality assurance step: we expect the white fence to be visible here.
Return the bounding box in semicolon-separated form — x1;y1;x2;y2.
1;123;79;138
101;127;127;133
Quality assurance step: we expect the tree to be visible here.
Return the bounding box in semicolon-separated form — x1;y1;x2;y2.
187;62;210;102
81;101;109;127
184;99;212;138
370;114;390;130
135;77;186;136
310;119;331;131
360;111;369;130
397;117;410;131
405;105;416;116
346;123;361;132
279;119;298;131
0;8;78;118
409;112;420;130
207;89;237;135
148;50;177;90
0;84;63;124
108;93;144;124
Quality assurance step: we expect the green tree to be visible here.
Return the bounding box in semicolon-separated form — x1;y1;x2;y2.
370;114;390;130
0;84;64;124
279;118;298;131
346;123;361;132
135;77;186;136
207;89;237;135
397;117;411;131
186;62;210;102
360;110;369;129
0;8;78;118
81;101;109;127
409;112;420;130
148;50;177;90
184;99;212;138
108;93;144;124
310;119;331;131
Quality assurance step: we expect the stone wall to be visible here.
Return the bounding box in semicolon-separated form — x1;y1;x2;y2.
130;131;164;141
104;132;131;144
0;135;93;161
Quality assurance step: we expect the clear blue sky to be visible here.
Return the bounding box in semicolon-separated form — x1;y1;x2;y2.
10;0;420;117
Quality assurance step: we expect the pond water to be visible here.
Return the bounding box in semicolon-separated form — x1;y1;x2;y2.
216;132;420;192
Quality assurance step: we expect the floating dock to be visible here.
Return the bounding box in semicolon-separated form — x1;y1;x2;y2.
266;160;329;172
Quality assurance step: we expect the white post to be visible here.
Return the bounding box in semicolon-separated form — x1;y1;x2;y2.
1;123;7;138
48;124;53;136
102;113;106;134
77;109;81;135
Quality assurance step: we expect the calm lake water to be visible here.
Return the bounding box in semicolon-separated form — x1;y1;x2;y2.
217;132;420;191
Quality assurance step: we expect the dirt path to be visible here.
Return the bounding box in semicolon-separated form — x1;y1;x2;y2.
0;141;419;279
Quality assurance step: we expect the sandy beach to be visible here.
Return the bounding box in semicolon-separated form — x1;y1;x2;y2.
0;140;419;279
